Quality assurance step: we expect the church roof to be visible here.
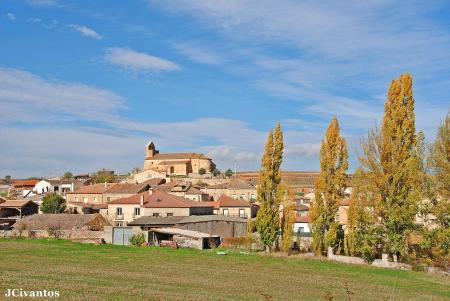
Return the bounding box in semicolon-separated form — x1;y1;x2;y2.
150;152;211;160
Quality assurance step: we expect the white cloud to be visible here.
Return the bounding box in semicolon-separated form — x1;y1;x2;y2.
6;13;16;21
69;24;103;40
0;68;324;176
0;68;126;125
173;42;223;65
104;47;180;72
153;0;450;136
285;143;321;156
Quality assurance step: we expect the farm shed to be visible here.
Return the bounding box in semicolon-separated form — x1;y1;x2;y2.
175;215;248;238
148;227;220;250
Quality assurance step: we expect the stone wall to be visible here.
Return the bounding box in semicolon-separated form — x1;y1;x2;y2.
327;247;366;265
0;230;105;242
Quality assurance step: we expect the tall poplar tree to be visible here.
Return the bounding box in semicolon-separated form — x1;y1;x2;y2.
256;123;284;252
428;113;450;227
359;73;421;259
311;117;348;255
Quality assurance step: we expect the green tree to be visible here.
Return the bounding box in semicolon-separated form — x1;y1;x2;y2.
280;188;295;253
255;123;284;252
420;113;450;268
344;168;379;262
358;73;421;259
225;169;233;178
428;112;450;207
93;169;117;183
310;117;348;256
41;193;66;214
62;171;73;179
199;168;206;175
212;168;221;177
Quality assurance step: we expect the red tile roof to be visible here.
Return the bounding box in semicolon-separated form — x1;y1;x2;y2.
108;190;214;208
296;215;311;223
217;195;251;207
149;153;211;160
103;183;148;194
67;183;115;194
12;180;39;187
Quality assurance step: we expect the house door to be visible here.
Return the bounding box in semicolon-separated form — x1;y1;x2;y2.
112;227;134;246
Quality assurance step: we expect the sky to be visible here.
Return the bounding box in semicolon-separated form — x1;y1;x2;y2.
0;0;449;178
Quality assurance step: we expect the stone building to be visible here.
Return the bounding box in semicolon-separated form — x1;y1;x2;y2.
143;141;215;176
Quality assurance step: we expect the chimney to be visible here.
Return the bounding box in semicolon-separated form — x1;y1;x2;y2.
140;195;144;206
148;188;153;195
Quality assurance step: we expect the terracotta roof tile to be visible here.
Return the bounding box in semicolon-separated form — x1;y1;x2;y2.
296;215;311;223
108;190;214;209
67;183;115;194
217;195;251;207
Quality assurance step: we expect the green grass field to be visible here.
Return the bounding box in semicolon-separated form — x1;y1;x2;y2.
0;239;448;301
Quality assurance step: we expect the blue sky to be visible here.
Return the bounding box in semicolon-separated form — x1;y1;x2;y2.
1;0;449;178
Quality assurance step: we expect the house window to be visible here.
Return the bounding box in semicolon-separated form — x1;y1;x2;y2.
232;194;237;199
299;227;305;233
134;207;140;216
250;194;256;200
83;197;88;203
153;213;159;217
239;209;245;218
241;194;247;200
223;209;229;216
106;196;111;202
54;186;59;192
115;221;123;227
167;213;173;216
116;207;123;216
73;207;78;214
93;197;98;203
75;197;78;202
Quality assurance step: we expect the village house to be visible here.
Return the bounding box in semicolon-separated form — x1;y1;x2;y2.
202;180;257;202
11;179;39;197
107;190;214;226
212;195;257;219
33;178;89;196
157;181;210;202
142;141;215;176
66;183;151;215
293;215;311;234
66;183;115;213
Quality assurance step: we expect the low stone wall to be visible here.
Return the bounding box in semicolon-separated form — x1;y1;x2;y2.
0;230;105;242
372;254;412;270
327;247;412;270
327;247;366;265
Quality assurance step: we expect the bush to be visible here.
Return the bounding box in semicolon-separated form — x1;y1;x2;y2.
41;193;66;214
129;233;146;247
199;168;206;175
222;237;252;249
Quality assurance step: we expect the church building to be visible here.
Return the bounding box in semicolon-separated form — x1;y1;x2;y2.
143;142;215;176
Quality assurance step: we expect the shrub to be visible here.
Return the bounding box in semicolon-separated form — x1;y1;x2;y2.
199;168;206;175
222;237;251;249
41;193;66;214
129;233;146;247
